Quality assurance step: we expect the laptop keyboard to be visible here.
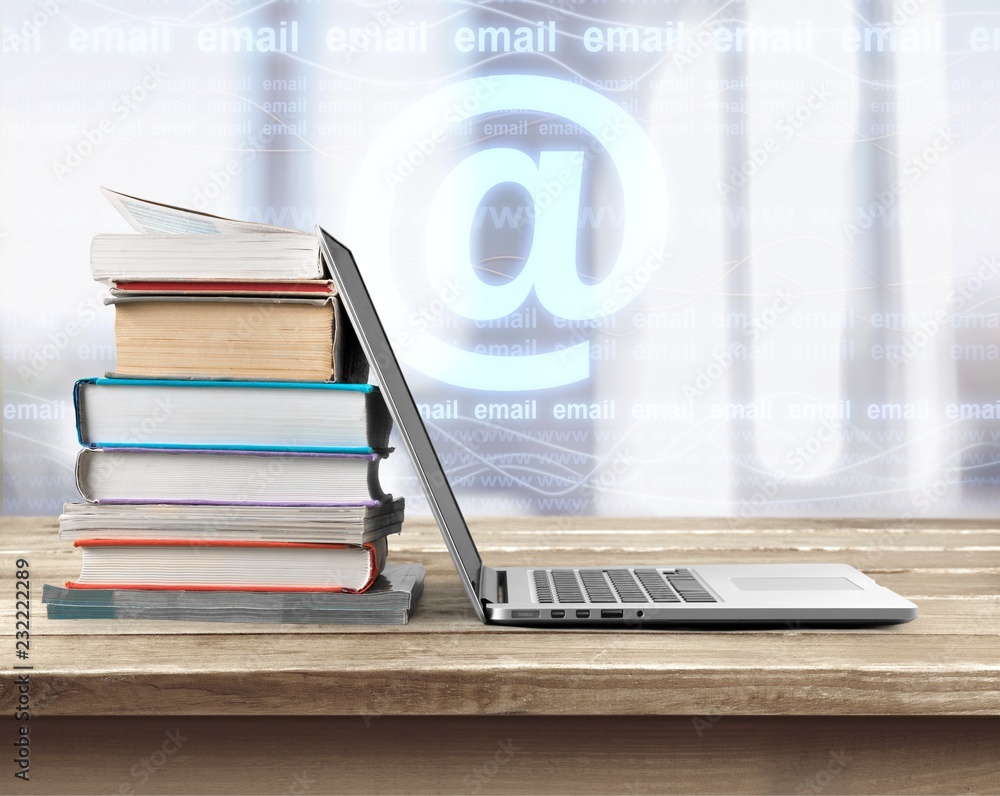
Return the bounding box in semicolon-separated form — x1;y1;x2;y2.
531;568;716;605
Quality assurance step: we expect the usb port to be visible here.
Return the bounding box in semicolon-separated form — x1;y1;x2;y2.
600;609;624;619
550;610;565;619
576;610;590;619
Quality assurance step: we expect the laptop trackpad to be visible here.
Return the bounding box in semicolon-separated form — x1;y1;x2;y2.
731;577;862;591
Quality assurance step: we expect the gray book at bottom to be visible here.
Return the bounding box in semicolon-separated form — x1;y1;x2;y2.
45;605;413;625
42;562;425;624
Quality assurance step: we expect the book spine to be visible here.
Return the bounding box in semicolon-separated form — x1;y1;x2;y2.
92;443;377;454
333;296;370;384
73;378;97;446
90;378;374;392
64;582;350;593
75;448;96;502
365;388;394;452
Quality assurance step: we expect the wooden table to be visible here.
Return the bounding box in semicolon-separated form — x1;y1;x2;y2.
1;516;997;794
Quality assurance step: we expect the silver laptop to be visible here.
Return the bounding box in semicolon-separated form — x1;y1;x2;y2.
318;229;918;627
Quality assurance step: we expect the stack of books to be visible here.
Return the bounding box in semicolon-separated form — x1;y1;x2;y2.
43;189;423;624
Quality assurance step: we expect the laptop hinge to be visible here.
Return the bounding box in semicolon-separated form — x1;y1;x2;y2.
478;566;504;606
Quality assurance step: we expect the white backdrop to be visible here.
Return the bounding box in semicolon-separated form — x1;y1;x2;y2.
3;0;999;517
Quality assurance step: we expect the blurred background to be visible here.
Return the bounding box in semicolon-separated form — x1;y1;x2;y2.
3;0;999;518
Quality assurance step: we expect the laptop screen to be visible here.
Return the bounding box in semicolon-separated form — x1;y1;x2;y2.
317;228;486;618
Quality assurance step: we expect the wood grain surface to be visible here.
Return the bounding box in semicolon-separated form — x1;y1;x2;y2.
5;716;998;795
1;516;997;717
1;516;997;795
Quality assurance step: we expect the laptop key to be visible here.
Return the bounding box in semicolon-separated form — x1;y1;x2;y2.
664;569;717;603
634;569;682;603
580;570;617;603
607;569;650;603
550;569;585;604
532;570;554;603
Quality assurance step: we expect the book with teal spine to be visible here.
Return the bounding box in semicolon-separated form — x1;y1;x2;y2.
74;377;393;454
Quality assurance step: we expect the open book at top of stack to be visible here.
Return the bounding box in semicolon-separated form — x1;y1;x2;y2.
92;187;326;281
92;188;367;383
43;189;419;624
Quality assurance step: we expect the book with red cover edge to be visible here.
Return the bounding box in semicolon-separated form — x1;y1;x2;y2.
112;280;333;296
65;538;381;593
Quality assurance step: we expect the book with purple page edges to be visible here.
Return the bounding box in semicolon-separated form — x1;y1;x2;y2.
75;447;387;506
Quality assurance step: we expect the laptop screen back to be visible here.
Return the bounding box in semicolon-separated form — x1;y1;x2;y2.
317;228;486;620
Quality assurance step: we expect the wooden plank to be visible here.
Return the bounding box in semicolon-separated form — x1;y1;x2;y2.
9;515;1000;548
468;516;1000;533
1;516;996;718
20;515;1000;532
14;527;1000;551
3;634;997;716
7;716;1000;795
8;549;994;572
7;517;998;570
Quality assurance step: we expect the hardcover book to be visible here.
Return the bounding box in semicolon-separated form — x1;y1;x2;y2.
75;448;388;506
74;378;393;453
108;295;366;382
58;499;406;544
65;537;389;593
